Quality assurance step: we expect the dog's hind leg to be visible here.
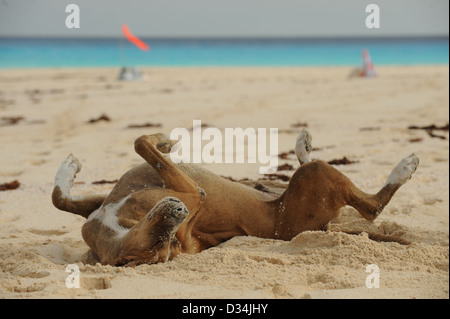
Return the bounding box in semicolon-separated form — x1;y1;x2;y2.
347;153;419;221
276;153;418;240
293;130;419;222
52;154;107;218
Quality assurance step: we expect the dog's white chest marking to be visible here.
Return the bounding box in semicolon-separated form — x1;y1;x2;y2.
88;195;131;238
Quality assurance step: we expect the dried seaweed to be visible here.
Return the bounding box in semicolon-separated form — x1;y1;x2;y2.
277;163;295;171
278;150;295;159
127;123;162;129
92;179;118;185
0;180;20;191
408;123;449;131
408;123;449;140
262;173;291;182
409;137;423;143
1;116;24;125
290;122;308;128
359;127;381;131
87;114;111;124
327;157;358;165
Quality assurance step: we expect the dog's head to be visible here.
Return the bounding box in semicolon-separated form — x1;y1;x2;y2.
114;197;189;266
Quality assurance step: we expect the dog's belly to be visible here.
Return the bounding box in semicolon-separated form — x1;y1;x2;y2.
96;161;274;237
103;162;269;207
85;162;278;254
102;163;213;205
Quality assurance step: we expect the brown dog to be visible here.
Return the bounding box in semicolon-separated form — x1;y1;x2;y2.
52;130;419;266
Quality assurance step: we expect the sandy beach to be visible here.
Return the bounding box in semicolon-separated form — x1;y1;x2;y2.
0;65;448;299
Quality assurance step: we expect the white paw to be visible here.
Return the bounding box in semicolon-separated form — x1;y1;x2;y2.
295;129;312;164
296;129;312;153
64;153;82;173
54;154;82;194
386;153;419;186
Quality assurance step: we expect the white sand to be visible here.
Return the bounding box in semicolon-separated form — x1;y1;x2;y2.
0;66;448;299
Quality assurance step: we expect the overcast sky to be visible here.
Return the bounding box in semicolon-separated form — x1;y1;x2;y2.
0;0;448;38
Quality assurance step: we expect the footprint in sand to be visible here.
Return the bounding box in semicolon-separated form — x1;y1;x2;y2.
271;283;294;297
36;242;80;265
423;196;443;205
32;150;51;156
29;158;48;166
0;169;23;177
80;276;112;290
3;281;49;293
28;229;69;236
12;265;50;279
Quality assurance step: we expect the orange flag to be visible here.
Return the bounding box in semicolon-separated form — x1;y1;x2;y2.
121;24;150;51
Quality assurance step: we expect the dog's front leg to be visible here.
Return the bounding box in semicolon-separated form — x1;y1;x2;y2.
52;154;107;218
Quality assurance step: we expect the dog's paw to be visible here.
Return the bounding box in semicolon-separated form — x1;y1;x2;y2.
63;153;82;174
295;129;312;164
154;134;178;153
296;129;312;153
54;154;82;190
386;153;419;186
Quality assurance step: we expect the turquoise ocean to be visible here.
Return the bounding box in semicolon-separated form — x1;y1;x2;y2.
0;37;448;68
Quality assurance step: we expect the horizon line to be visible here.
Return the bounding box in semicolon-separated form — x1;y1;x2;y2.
0;35;448;41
